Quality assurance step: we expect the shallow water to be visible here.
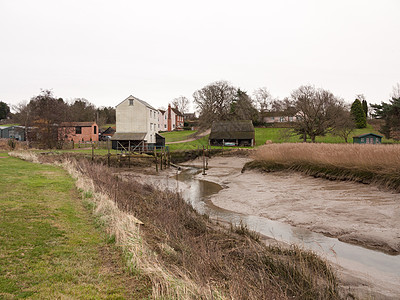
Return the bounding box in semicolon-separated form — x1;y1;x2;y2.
176;168;400;278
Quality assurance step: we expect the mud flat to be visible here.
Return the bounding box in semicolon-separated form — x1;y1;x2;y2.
182;156;400;299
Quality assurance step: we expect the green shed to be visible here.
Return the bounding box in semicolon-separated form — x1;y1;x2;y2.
353;133;382;144
0;126;26;141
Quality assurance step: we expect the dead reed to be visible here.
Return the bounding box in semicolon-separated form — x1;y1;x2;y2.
248;143;400;191
76;158;340;299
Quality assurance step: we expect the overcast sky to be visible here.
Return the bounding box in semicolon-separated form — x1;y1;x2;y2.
1;0;399;111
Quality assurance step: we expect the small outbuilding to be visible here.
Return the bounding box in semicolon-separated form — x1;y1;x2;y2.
209;120;255;147
0;126;26;141
59;122;99;143
353;133;383;144
111;132;165;152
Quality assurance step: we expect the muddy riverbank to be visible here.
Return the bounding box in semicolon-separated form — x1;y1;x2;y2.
180;156;400;299
184;156;400;255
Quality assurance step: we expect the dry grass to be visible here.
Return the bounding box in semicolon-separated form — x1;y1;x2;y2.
249;143;400;190
0;139;28;151
11;150;342;299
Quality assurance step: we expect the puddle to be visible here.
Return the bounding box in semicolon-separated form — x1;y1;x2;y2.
175;168;400;278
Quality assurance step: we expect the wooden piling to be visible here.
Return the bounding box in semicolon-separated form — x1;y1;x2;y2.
107;140;110;167
202;146;206;175
154;148;158;172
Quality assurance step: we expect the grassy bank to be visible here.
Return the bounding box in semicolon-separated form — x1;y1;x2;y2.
0;152;151;298
246;143;400;191
62;156;340;299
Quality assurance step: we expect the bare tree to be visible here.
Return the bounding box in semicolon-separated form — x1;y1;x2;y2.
67;98;96;122
193;80;236;127
292;85;344;143
171;96;189;114
391;83;400;99
253;87;272;113
27;90;68;148
332;107;356;143
13;101;31;145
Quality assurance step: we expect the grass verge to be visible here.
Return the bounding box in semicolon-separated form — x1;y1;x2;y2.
0;152;151;299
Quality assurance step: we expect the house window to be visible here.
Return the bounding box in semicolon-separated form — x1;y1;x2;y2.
75;126;82;134
129;99;133;106
164;124;166;128
93;126;97;134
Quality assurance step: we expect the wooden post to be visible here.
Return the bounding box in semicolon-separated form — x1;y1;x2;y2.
91;143;94;161
167;147;171;168
202;146;206;175
160;148;163;170
164;148;167;168
107;139;110;167
205;146;209;170
128;154;131;168
154;148;158;172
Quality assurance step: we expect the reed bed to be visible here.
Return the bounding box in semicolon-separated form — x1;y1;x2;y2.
10;150;342;299
248;143;400;190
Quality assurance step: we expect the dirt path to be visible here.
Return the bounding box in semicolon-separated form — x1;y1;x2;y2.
182;156;400;299
166;129;210;144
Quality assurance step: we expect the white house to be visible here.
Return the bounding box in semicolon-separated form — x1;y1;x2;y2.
112;95;160;150
158;104;184;132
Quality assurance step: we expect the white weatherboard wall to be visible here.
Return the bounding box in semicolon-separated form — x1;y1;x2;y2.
116;95;159;143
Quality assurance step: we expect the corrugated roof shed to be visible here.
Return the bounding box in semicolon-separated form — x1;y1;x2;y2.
111;132;146;141
353;133;383;138
60;122;96;127
209;120;255;140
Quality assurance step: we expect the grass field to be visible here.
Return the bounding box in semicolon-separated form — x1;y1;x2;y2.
162;125;396;150
0;153;151;298
159;130;196;142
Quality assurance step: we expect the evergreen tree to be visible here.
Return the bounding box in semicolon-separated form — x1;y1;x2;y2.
362;100;368;118
0;101;11;120
350;99;367;128
371;97;400;139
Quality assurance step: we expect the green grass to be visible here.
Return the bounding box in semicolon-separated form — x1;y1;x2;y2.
100;123;115;129
0;123;20;127
0;153;151;298
160;130;197;142
255;125;398;145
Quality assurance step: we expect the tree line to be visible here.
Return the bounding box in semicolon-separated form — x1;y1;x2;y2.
2;90;116;148
191;81;400;142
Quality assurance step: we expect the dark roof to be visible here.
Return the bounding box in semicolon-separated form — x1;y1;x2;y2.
101;127;116;135
209;120;255;140
111;132;146;141
261;111;296;117
171;107;183;116
353;133;383;138
158;109;166;114
116;95;157;110
60;122;96;127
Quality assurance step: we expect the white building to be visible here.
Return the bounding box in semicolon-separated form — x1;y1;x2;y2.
112;95;160;150
158;104;184;131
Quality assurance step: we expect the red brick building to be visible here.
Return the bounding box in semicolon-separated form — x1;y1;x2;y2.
59;122;99;143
